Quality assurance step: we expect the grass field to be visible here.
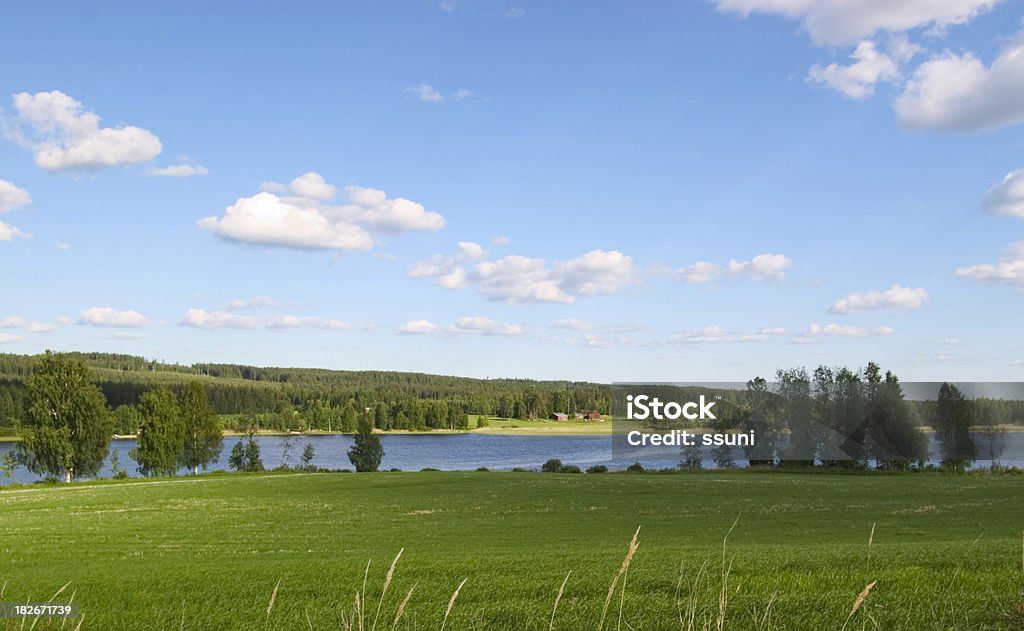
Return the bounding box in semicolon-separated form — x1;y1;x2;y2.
1;471;1023;630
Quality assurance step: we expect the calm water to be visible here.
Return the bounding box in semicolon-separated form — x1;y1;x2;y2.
1;432;1023;484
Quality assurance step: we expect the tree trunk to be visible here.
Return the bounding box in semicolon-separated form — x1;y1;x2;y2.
193;465;199;476
64;470;72;483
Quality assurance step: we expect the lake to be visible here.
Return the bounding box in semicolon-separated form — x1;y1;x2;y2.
2;432;1023;484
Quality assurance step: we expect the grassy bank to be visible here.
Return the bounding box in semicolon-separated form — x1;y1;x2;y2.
1;471;1022;629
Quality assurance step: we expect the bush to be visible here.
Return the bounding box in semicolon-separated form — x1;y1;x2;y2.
420;467;440;472
511;467;530;472
560;465;582;474
586;464;608;474
626;462;645;473
475;467;490;472
541;458;564;473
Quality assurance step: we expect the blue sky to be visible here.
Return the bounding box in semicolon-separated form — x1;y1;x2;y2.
1;0;1023;382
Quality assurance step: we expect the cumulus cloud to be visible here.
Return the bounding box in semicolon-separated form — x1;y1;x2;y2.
0;333;21;345
0;179;31;212
492;235;510;245
79;307;149;328
808;37;919;98
199;172;444;252
7;91;161;171
181;308;360;330
671;326;734;344
0;179;31;241
956;241;1024;289
984;168;1024;218
146;163;208;177
1;317;55;332
397;316;523;336
714;0;1000;46
895;35;1024;132
828;284;929;314
673;254;793;284
805;323;895;337
410;246;637;303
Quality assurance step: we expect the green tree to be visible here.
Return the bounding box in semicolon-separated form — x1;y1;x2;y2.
179;382;223;475
340;403;357;433
348;412;383;472
300;443;316;471
131;387;184;477
865;368;927;470
244;439;264;471
0;451;16;485
228;441;246;471
931;382;976;470
18;352;114;483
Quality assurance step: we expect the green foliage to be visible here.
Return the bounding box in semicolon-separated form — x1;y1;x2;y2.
540;458;563;473
179;382;223;475
131;387;184;477
585;464;608;473
300;443;316;471
931;382;977;469
348;413;383;472
109;450;128;479
626;462;645;472
18;352;113;482
0;450;15;484
228;436;264;472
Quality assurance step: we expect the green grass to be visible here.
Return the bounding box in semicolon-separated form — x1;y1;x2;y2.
1;471;1022;629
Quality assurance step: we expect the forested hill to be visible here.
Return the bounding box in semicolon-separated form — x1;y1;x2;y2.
0;352;615;429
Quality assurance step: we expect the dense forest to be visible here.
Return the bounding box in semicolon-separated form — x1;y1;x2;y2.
0;352;614;434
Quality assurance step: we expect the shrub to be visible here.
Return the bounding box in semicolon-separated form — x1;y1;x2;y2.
626;462;645;473
586;464;608;474
541;458;564;473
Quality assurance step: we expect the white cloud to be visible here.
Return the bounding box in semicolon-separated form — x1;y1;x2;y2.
396;316;523;336
828;284;929;314
492;235;510;245
457;241;487;259
0;179;31;212
672;254;793;284
758;326;787;335
504;7;526;18
54;241;71;251
932;338;960;345
397;319;442;335
409;83;445;103
406;83;476;104
805;323;895;337
439;0;457;11
8;91;161;171
224;296;276;311
146;163;208;177
1;317;55;332
808;38;918;98
79;307;149;328
673;261;721;284
0;222;29;241
984;168;1024;218
714;0;1000;46
0;333;21;345
956;241;1024;289
288;172;337;200
199;174;443;252
453;316;523;336
411;247;637;303
895;36;1024;132
181;308;359;330
727;253;794;281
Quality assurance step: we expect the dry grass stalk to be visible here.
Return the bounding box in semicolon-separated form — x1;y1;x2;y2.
840;581;877;631
266;578;281;616
439;578;467;631
29;581;72;631
756;590;778;631
372;548;404;631
549;570;571;631
598;526;640;631
72;613;84;631
306;607;314;631
866;522;876;573
685;560;709;631
392;582;417;629
717;516;740;631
